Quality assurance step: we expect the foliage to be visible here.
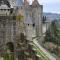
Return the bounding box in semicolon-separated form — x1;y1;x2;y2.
42;16;46;23
16;15;24;20
53;46;60;57
4;52;14;60
44;20;60;44
51;20;58;36
4;52;9;60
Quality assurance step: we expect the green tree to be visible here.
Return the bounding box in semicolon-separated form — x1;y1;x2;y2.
42;16;46;23
51;20;58;36
44;20;59;44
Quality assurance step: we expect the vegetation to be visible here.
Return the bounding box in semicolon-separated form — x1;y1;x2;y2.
3;42;14;60
4;52;14;60
44;20;60;58
44;20;60;44
32;41;50;60
42;16;46;23
16;15;24;20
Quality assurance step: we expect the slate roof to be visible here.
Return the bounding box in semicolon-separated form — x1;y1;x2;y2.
32;0;40;7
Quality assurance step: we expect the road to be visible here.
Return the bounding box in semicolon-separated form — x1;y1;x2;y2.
32;39;56;60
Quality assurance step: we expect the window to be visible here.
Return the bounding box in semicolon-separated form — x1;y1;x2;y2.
28;24;29;26
33;23;35;27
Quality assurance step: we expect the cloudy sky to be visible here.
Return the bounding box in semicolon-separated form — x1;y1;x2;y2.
29;0;60;13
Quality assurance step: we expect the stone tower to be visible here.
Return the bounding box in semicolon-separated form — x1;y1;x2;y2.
24;0;29;6
24;15;33;41
32;0;43;37
0;2;17;58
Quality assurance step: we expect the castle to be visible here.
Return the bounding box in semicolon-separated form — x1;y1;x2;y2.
16;0;43;41
0;0;43;60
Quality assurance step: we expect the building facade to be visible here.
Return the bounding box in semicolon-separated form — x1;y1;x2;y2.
0;0;43;60
16;0;43;60
16;0;43;40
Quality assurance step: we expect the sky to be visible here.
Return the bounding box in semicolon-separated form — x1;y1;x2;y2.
29;0;60;13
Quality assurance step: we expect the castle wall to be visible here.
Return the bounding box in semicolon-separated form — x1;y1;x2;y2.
0;0;43;59
31;5;43;37
0;15;17;58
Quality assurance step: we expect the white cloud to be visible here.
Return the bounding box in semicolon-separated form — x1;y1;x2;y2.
29;0;60;4
39;0;60;4
28;0;60;13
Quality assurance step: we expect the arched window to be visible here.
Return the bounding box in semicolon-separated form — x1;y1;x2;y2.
6;42;14;52
33;23;35;27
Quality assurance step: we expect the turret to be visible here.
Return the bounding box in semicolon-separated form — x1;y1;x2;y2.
24;15;34;41
24;0;29;6
32;0;43;37
32;0;40;7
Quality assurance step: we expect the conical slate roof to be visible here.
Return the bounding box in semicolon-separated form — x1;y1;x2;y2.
16;0;23;6
24;15;33;24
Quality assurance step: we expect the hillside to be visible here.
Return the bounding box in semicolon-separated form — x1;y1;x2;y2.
43;12;60;20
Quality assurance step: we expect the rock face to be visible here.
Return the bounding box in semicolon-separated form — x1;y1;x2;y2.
44;12;60;20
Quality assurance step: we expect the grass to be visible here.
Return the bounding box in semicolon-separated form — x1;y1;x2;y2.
4;52;14;60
